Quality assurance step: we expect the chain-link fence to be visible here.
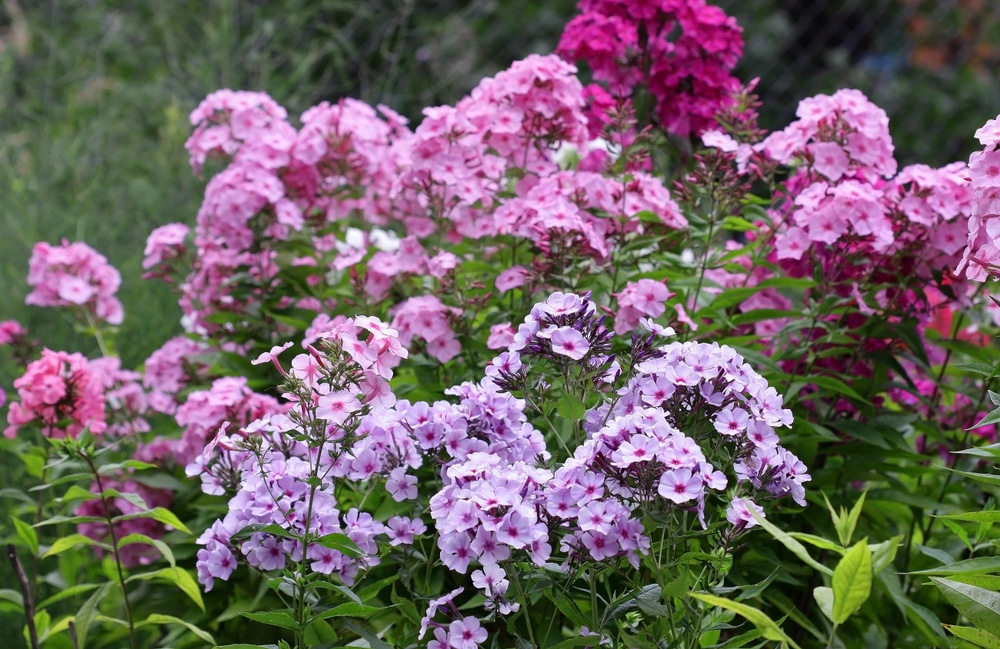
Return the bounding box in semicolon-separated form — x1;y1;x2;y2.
716;0;1000;166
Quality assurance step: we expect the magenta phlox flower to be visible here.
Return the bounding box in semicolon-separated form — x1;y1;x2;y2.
196;541;237;591
440;532;475;573
386;466;419;501
472;563;509;598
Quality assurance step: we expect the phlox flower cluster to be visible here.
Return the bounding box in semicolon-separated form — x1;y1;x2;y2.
557;0;744;137
148;53;688;342
613;278;673;334
142;223;190;279
168;376;286;468
0;319;28;346
959;114;1000;281
25;240;124;325
699;89;977;389
410;293;807;639
4;348;106;439
193;430;391;591
389;295;462;363
140;335;211;415
191;315;409;591
760;101;971;287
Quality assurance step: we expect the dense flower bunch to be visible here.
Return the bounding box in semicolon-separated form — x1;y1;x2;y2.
688;89;977;404
4;348;107;439
177;291;809;646
140;334;211;415
557;0;744;137
25;240;124;325
191;315;409;591
148;52;687;341
959;114;1000;281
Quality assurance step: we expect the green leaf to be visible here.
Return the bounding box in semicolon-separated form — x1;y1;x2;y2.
687;593;801;649
137;613;214;645
831;540;872;624
910;557;1000;576
939;511;1000;523
806;375;870;404
557;392;586;420
127;567;204;612
930;577;1000;632
390;586;421;624
11;517;38;555
0;588;23;608
43;534;110;557
37;583;99;609
942;625;1000;648
232;523;295;542
712;628;764;649
972;407;1000;431
313;533;363;558
544;587;590;627
117;533;176;567
310;602;382;622
99;459;157;473
58;484;102;504
73;582;112;649
114;507;191;534
546;637;602;649
814;586;834;623
945;574;1000;591
946;469;1000;489
101;487;149;510
871;536;903;575
749;509;832;576
242;610;300;631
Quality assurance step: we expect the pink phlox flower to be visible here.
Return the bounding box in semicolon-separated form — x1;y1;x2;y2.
611;434;661;467
658;467;702;504
251;341;293;369
713;405;749;436
495;266;529;293
386;467;419;501
449;617;488;649
726;496;765;530
386;516;426;546
547;326;590;360
316;390;363;426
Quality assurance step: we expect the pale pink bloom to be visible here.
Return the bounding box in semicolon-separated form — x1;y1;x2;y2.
495;266;529;293
316;390;363;426
548;326;590;360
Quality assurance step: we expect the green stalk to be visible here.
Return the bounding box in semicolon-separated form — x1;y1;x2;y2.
80;450;138;649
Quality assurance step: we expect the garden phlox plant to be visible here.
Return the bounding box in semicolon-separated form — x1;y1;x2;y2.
6;0;1000;647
